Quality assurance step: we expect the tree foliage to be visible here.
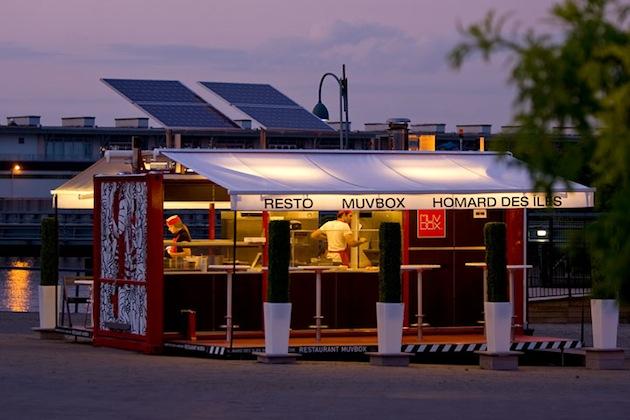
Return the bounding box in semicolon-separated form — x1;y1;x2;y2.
449;0;630;300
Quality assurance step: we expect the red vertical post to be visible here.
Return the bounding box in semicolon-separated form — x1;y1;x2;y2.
506;208;525;330
402;210;410;326
262;211;270;303
145;173;165;352
182;309;197;341
92;176;102;339
208;203;215;239
208;203;216;264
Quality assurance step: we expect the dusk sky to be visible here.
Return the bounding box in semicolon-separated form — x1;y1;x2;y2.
0;0;560;132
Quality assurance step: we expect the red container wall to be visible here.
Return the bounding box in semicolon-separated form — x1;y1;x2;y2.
407;209;504;326
93;173;164;353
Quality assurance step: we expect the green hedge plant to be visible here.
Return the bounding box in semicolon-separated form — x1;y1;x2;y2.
590;252;617;300
566;229;616;300
484;222;508;302
40;217;59;286
267;220;290;303
379;222;401;303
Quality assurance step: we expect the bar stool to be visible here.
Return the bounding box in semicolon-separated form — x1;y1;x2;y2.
507;264;532;337
400;265;441;340
465;262;532;335
209;264;250;343
295;265;336;342
465;262;488;330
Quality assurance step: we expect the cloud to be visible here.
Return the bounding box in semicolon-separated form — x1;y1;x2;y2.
315;20;406;46
96;20;453;77
0;43;62;60
0;18;516;129
258;20;452;74
105;44;252;70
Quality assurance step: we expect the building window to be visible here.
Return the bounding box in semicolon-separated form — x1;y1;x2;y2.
18;137;25;144
45;139;93;159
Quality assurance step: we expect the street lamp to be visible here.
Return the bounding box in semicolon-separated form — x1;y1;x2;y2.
10;163;21;199
312;64;349;149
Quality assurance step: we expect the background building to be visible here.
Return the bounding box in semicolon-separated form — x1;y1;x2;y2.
0;113;492;252
1;92;591;301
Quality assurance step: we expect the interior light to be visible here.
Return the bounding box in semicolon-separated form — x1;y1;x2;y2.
536;229;548;237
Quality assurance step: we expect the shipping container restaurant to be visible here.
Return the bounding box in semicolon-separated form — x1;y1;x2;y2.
53;149;593;356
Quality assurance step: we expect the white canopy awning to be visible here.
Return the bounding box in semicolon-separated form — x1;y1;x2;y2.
52;157;130;209
159;149;595;211
52;151;231;210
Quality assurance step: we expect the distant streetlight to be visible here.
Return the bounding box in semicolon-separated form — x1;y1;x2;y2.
10;163;21;198
312;64;349;149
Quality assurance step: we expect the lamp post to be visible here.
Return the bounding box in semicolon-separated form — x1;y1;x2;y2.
312;64;349;150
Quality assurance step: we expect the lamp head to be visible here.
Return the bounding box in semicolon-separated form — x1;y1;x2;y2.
312;101;329;121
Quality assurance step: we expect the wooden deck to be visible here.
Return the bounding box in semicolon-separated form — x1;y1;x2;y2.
53;325;582;361
162;329;582;359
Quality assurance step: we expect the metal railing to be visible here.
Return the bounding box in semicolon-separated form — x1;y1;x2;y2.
526;211;596;301
0;264;91;276
0;153;97;162
0;210;212;245
527;255;591;300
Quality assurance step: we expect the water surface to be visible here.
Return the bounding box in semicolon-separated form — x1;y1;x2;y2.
0;257;88;312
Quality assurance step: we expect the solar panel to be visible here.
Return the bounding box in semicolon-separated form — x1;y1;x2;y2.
140;104;237;128
101;78;238;129
201;82;298;107
199;81;333;131
102;79;205;103
238;106;333;131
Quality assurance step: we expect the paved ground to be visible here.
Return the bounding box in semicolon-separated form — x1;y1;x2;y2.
533;322;630;350
2;312;630;420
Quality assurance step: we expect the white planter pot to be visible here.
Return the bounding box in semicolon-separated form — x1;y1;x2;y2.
376;302;404;354
263;302;292;355
38;285;61;329
591;299;619;349
484;301;512;353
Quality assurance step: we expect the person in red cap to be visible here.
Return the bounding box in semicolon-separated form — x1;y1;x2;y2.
310;210;366;266
165;214;192;258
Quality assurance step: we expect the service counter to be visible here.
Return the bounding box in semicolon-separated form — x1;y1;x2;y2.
290;268;379;333
163;239;264;269
163;268;380;333
163;270;262;332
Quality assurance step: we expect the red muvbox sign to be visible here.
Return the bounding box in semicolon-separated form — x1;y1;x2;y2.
417;209;446;238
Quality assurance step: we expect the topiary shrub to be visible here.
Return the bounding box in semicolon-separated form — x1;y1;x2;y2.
379;222;401;303
267;220;290;303
40;217;59;286
484;222;508;302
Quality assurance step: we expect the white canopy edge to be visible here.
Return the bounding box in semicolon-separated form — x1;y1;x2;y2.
158;149;595;211
51;154;231;210
54;194;229;210
52;157;132;209
233;192;592;211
